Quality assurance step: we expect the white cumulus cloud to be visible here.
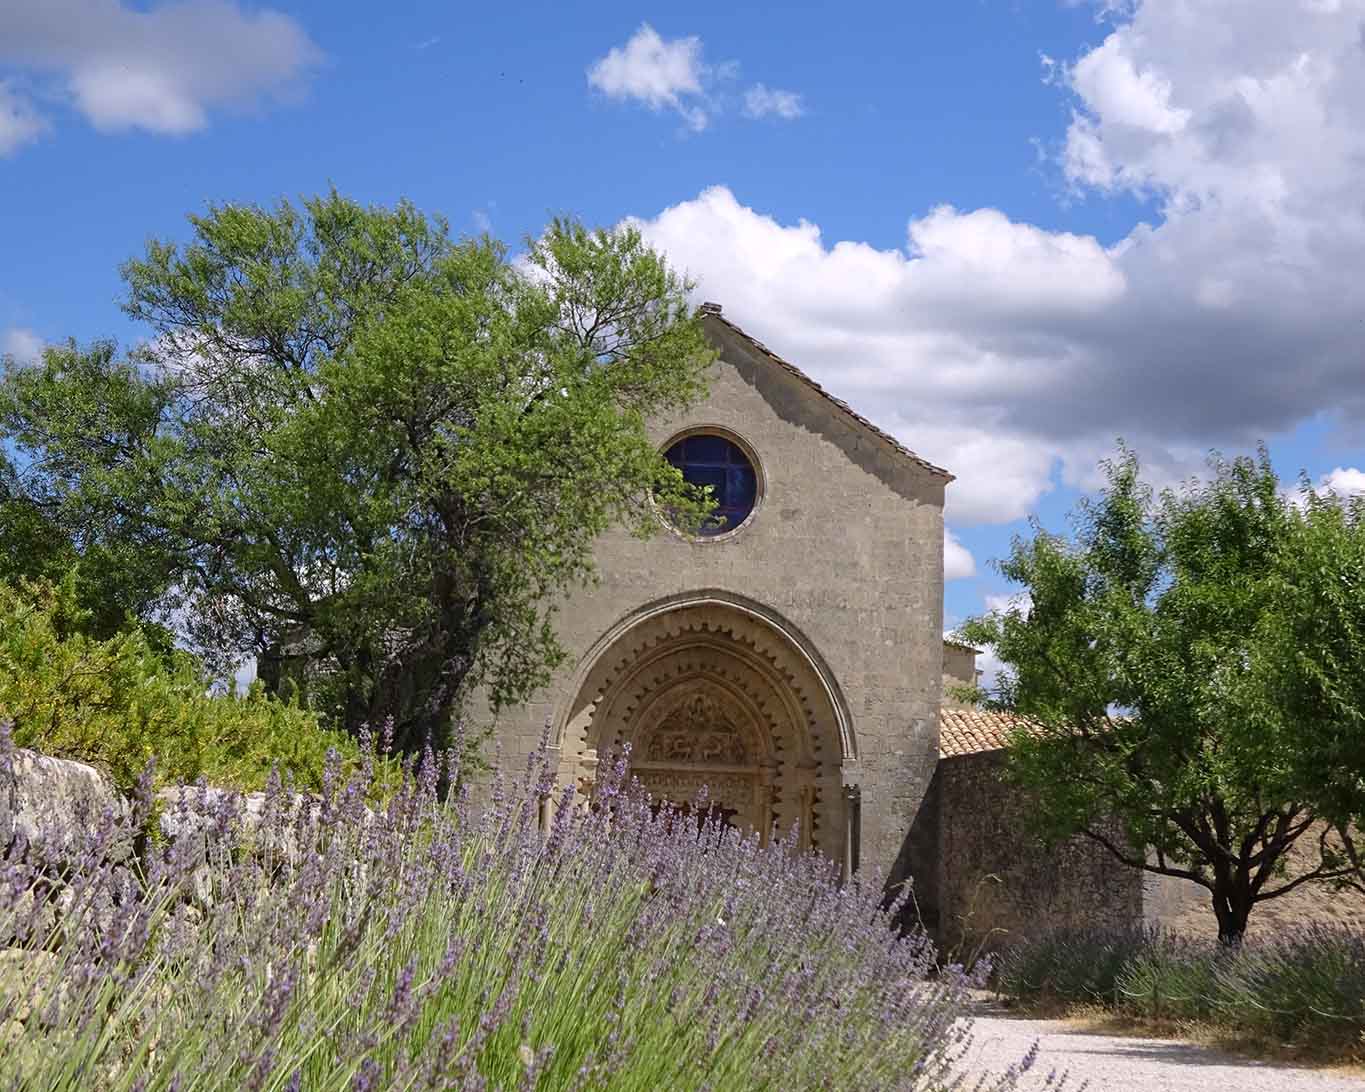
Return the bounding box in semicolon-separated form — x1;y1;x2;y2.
588;25;805;132
627;0;1365;526
1;327;42;364
972;644;1010;696
944;529;976;581
1068;35;1190;138
983;591;1032;618
1316;467;1365;498
587;24;710;131
0;0;320;141
743;83;803;120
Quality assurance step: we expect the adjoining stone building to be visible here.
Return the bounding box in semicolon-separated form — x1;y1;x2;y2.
482;302;1362;945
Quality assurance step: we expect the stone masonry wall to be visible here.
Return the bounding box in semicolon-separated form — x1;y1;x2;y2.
469;313;947;885
1141;824;1365;941
941;644;979;711
932;751;1144;951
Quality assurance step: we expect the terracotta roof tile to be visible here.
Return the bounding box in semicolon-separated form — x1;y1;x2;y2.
939;708;1025;758
699;303;954;482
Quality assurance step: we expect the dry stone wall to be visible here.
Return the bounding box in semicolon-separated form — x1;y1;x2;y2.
0;747;343;937
925;750;1365;947
929;751;1145;950
1141;824;1365;940
0;750;133;865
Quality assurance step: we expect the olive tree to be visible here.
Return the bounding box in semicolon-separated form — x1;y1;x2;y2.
1;193;715;752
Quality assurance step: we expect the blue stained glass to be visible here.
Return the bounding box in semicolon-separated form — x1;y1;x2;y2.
663;434;759;536
729;467;756;509
689;466;728;498
685;434;733;463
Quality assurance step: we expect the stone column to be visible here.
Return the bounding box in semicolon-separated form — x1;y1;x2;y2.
755;760;777;845
842;783;862;883
579;747;599;799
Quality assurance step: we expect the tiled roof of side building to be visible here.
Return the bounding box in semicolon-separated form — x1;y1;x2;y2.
938;708;1026;758
698;303;954;482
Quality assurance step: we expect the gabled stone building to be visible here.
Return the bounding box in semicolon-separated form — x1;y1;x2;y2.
483;303;1174;942
492;302;948;882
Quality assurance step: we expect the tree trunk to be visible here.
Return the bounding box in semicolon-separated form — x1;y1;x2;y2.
347;633;473;756
1210;880;1252;946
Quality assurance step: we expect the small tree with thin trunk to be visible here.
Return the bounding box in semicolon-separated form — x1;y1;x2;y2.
958;446;1362;945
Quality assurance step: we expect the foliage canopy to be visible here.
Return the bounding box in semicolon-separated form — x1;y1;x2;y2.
0;578;370;793
1;193;716;752
959;446;1365;943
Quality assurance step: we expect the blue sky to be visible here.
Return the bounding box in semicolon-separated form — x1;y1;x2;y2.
4;0;1365;659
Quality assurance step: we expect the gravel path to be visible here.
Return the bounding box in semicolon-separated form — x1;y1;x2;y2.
960;1014;1365;1091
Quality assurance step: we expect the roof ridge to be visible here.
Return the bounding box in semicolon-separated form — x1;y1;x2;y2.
699;304;954;482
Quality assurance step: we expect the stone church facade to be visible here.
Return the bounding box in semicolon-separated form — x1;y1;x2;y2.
484;302;1308;945
489;302;947;885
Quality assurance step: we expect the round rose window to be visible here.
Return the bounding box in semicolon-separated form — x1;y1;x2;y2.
663;433;759;537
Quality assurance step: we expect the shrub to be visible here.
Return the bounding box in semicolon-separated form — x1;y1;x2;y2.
1113;934;1218;1020
0;577;374;793
0;734;1035;1091
995;924;1159;1005
998;922;1365;1054
1212;925;1365;1045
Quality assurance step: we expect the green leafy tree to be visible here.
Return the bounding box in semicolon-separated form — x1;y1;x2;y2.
959;447;1363;944
1;193;715;752
1252;485;1365;887
0;429;174;648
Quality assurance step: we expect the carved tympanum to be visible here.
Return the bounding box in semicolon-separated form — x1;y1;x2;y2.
639;690;751;767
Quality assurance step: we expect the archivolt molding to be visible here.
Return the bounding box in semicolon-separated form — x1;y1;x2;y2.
556;590;854;762
556;593;851;855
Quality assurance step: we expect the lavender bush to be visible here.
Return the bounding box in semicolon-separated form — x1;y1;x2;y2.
993;925;1161;1006
1113;934;1218;1020
998;922;1365;1051
0;726;1035;1091
1210;925;1365;1045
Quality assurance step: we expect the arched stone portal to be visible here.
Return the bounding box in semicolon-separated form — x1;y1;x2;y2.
556;596;853;863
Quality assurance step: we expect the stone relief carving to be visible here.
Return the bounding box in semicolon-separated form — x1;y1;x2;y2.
559;604;847;856
634;770;756;811
638;690;751;767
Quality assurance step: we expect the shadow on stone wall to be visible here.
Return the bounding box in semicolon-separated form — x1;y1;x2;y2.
910;752;1145;955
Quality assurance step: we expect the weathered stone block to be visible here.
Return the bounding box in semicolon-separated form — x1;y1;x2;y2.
0;750;132;865
156;786;315;867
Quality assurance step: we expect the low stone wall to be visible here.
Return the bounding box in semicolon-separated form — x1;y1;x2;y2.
0;747;344;939
1142;825;1365;941
0;749;133;864
927;751;1144;951
920;750;1365;948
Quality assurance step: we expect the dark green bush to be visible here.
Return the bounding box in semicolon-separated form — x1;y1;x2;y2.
1213;925;1365;1045
995;924;1161;1004
0;577;381;793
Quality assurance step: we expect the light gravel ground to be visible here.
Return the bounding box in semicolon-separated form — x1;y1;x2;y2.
959;1014;1365;1091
